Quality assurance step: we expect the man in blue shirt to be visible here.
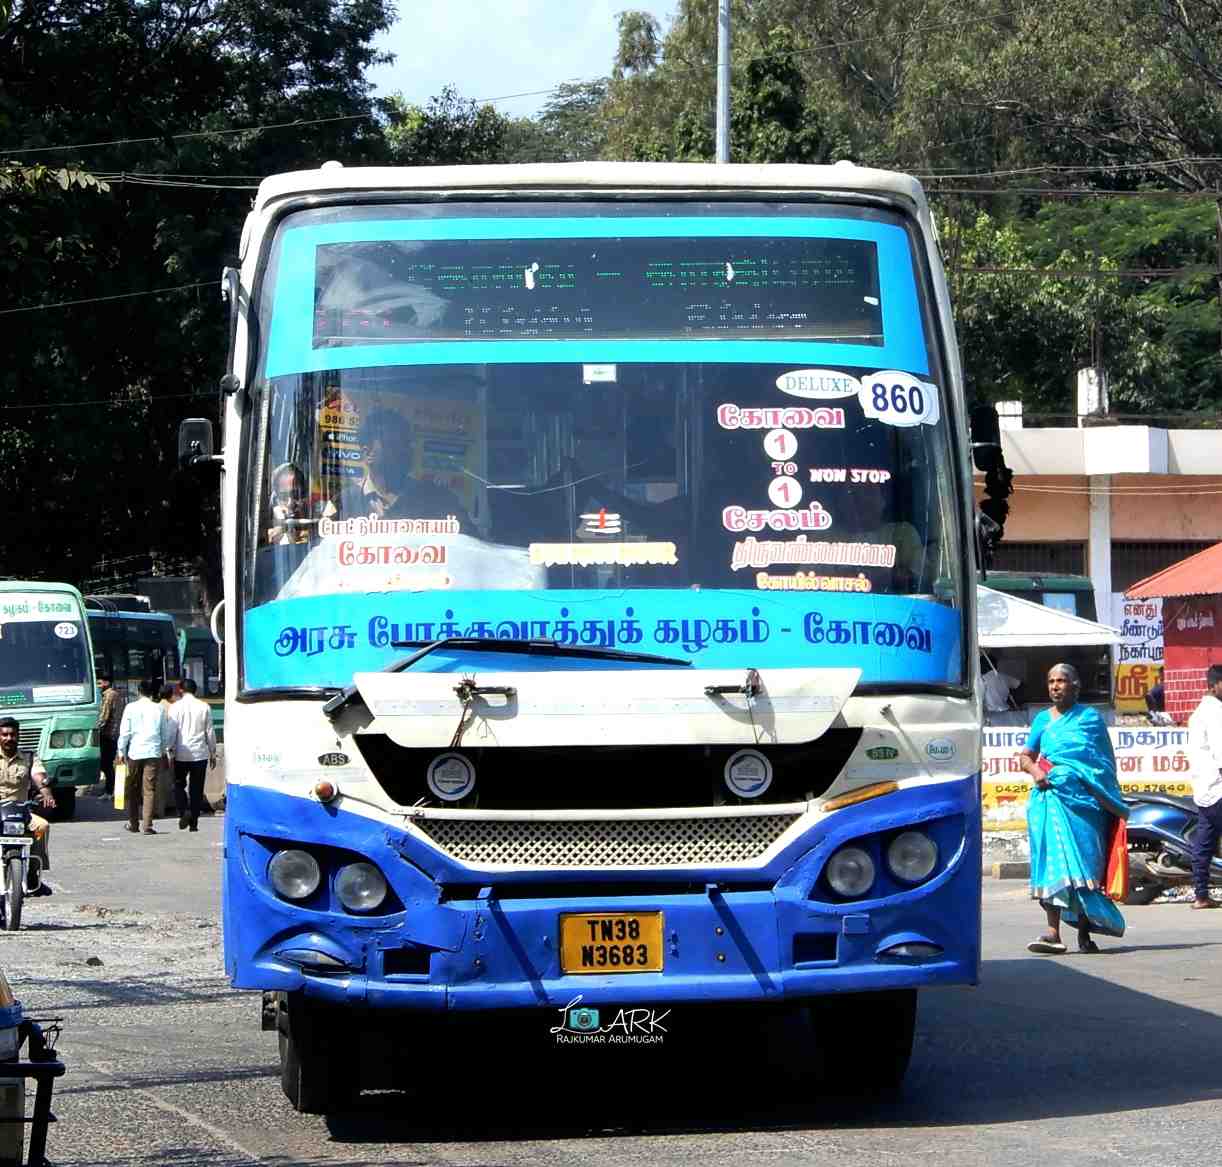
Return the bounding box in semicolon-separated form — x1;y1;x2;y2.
117;678;171;834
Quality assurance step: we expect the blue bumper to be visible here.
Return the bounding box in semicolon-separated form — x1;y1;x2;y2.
223;779;981;1011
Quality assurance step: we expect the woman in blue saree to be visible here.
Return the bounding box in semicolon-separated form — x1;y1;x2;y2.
1019;663;1128;954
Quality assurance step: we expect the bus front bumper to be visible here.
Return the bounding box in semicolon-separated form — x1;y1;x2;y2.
223;781;982;1012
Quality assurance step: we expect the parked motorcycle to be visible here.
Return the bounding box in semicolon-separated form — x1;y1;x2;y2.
1124;792;1222;905
0;800;46;930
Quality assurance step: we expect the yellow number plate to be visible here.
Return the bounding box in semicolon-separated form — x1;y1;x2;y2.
559;912;664;975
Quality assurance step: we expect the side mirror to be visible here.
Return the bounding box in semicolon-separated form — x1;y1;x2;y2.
975;509;1001;576
178;418;219;469
969;403;1004;472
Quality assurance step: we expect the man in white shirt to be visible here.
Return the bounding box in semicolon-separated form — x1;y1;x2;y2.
166;679;217;832
1186;663;1222;909
979;653;1022;713
117;678;171;834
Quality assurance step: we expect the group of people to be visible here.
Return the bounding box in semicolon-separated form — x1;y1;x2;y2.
98;675;217;835
1020;661;1222;955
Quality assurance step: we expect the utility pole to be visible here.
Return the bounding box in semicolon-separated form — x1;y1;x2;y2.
716;0;731;163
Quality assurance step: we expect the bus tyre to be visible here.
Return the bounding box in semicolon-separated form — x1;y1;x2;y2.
805;989;917;1093
3;857;24;932
51;787;75;821
277;993;356;1114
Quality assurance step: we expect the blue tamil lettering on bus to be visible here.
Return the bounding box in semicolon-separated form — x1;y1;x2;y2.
245;590;962;689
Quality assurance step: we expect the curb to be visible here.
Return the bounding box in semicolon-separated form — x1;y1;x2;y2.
991;861;1030;880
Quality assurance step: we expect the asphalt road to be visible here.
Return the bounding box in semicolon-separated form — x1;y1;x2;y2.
4;798;1222;1167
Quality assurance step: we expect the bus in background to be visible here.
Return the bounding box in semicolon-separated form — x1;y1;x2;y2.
983;571;1098;622
188;162;982;1113
83;599;181;701
180;625;224;742
0;581;100;819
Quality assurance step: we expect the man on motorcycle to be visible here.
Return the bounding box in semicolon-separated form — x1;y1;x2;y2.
0;717;56;895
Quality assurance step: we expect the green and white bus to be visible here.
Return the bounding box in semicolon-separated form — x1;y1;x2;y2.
0;581;100;817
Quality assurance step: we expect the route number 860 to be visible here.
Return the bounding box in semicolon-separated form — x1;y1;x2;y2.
870;381;925;416
858;369;939;428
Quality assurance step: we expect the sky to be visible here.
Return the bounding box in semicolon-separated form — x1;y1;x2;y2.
369;1;677;118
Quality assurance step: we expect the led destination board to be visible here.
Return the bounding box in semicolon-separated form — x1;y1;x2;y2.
312;235;883;345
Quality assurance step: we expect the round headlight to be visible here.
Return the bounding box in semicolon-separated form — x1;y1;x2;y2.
826;847;876;898
887;831;938;883
48;732;66;749
68;731;87;748
724;749;772;799
335;863;387;913
268;849;321;901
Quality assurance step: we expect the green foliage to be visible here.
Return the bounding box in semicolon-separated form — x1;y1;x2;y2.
385;87;510;166
0;0;394;589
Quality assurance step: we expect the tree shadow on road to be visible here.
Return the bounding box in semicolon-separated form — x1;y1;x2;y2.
317;956;1222;1145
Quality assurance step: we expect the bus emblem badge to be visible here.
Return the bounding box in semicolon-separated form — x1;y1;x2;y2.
318;752;349;767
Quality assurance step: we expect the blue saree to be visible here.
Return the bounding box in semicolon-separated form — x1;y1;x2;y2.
1026;704;1128;937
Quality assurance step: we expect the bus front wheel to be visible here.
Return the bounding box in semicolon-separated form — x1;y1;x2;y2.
804;989;917;1092
277;993;357;1114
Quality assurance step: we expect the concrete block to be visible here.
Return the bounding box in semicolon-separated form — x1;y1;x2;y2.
992;861;1030;880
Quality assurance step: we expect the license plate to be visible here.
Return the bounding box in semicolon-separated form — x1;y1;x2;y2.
560;912;664;974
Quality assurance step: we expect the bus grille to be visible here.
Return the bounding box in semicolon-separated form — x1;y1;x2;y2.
412;812;802;868
18;727;42;754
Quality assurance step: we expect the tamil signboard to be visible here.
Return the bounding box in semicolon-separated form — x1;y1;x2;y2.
1112;594;1164;714
983;724;1191;832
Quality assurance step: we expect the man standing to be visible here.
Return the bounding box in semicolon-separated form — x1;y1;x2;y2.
167;679;217;831
1145;667;1168;722
1186;663;1222;909
0;717;56;895
95;675;126;795
116;678;170;835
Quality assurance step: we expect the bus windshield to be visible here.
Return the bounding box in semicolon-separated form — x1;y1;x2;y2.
0;591;93;706
242;201;966;693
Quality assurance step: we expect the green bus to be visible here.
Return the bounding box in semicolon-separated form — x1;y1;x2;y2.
0;581;101;818
983;570;1098;622
180;624;224;743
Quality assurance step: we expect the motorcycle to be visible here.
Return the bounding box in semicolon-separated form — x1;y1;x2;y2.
0;800;47;931
1124;792;1222;905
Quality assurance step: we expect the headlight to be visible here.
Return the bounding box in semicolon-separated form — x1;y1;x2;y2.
48;732;66;749
68;731;87;748
2;823;24;837
335;863;387;913
887;831;938;884
268;849;321;901
826;847;876;898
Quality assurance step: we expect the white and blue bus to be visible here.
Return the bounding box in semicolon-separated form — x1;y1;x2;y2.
194;162;982;1112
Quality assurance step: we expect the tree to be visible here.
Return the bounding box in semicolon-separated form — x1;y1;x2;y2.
385;86;510;166
0;1;395;591
511;81;610;163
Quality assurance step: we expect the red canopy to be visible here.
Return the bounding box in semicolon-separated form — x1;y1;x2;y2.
1126;540;1222;599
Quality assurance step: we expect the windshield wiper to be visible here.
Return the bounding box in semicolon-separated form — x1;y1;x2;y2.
321;636;691;721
